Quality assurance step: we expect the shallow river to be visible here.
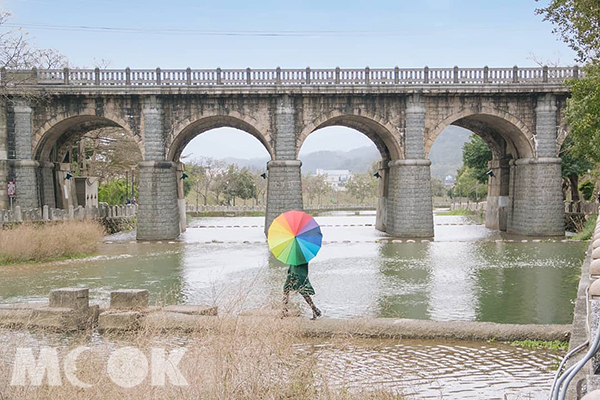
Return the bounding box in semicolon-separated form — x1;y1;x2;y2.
0;211;585;398
0;212;587;324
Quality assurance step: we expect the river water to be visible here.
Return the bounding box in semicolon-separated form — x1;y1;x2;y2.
0;212;587;324
0;211;585;398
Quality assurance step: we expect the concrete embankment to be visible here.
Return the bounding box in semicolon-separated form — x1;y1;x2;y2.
145;312;571;342
0;288;570;341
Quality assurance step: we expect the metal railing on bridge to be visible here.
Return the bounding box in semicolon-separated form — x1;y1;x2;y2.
1;66;581;87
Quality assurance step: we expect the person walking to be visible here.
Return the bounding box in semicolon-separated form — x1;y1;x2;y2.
282;262;321;320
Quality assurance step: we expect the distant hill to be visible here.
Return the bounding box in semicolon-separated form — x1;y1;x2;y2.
224;146;380;174
223;156;269;171
429;126;471;179
221;125;472;178
299;146;380;173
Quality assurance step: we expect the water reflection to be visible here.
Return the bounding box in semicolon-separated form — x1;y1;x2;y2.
377;243;432;319
0;213;587;324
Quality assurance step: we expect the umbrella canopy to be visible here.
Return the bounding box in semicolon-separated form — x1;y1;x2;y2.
267;210;322;266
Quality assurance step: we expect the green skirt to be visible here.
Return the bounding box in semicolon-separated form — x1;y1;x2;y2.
283;263;315;296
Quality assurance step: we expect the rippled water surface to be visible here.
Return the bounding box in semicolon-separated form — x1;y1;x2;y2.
304;338;561;399
0;212;588;324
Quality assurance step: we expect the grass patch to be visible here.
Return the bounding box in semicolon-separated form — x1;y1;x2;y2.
571;214;597;241
0;252;94;266
510;339;569;351
0;221;105;265
436;207;477;216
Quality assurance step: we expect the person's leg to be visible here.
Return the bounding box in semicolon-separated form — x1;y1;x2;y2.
281;290;290;318
302;294;321;319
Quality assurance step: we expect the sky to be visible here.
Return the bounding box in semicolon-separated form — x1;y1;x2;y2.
0;0;576;159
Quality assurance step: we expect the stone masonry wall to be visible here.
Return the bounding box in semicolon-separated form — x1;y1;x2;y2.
535;94;558;157
39;165;56;209
386;161;434;237
136;162;180;240
507;159;564;236
10;87;571;240
162;95;273;161
264;95;304;232
423;94;541;157
405;94;426;159
142;96;165;161
31;96;143;160
274;96;296;161
12;161;38;209
265;160;303;233
294;95;405;160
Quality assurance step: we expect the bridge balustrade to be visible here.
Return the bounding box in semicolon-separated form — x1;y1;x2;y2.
0;66;581;87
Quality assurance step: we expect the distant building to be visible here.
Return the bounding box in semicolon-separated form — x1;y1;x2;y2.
316;169;353;191
443;175;456;188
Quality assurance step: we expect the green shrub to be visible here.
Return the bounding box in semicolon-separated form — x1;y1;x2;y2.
579;180;595;201
99;178;138;205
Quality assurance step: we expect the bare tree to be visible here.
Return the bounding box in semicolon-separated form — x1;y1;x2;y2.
0;11;67;98
185;157;226;206
74;127;142;183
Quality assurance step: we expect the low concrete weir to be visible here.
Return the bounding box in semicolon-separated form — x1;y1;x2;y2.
0;287;571;341
145;313;570;342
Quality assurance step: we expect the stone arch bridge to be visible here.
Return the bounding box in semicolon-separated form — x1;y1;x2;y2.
0;66;579;239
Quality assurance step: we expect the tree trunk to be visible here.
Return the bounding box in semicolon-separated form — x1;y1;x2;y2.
569;174;580;202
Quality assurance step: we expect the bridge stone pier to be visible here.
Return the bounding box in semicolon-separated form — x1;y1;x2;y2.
0;66;578;239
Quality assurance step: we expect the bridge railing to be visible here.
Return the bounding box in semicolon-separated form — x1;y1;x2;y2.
0;66;582;87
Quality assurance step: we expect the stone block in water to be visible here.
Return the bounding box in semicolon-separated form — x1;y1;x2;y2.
49;288;89;311
110;289;149;309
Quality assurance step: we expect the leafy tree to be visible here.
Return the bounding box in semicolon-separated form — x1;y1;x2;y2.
537;1;600;166
564;63;600;162
211;172;227;205
185;157;226;206
98;178;138;205
302;174;330;205
535;0;599;63
345;173;378;203
183;176;193;197
222;165;256;206
462;134;493;184
250;168;268;205
453;166;487;201
430;177;446;197
560;136;593;201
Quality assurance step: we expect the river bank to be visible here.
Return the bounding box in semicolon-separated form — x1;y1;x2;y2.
0;318;565;400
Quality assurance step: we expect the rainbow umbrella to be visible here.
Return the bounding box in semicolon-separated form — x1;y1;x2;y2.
268;210;322;266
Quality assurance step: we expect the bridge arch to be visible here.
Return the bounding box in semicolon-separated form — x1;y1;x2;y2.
33;113;142;162
167;113;273;162
296;113;402;161
425;108;535;160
